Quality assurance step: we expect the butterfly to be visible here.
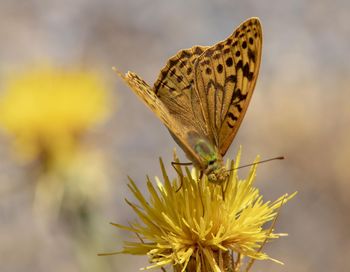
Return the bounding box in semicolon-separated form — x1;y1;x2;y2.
115;17;262;184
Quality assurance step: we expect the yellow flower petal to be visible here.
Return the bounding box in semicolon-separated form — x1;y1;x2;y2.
0;66;110;165
110;149;296;271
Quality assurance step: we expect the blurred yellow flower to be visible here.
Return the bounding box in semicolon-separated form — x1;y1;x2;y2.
0;66;110;165
108;150;296;271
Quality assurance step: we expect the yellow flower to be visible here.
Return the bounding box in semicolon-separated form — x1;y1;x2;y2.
0;66;110;165
108;149;296;271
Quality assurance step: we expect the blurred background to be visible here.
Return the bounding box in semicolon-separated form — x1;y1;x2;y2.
0;0;349;271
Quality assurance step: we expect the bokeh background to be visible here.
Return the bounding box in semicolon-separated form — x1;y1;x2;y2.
0;0;349;271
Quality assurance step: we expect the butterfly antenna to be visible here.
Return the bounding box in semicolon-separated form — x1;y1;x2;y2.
226;156;285;172
112;66;132;81
112;66;124;77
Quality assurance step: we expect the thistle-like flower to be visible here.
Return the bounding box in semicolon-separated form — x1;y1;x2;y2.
0;65;111;226
0;66;110;167
106;149;296;272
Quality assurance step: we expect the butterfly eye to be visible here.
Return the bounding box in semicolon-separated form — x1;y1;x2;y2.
208;159;216;166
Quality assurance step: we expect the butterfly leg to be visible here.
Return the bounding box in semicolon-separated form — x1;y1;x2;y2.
221;184;225;201
198;171;205;216
171;161;192;192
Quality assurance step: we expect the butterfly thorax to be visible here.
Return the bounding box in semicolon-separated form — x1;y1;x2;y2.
194;139;229;184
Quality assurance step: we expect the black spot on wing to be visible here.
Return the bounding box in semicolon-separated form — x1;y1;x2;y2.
205;67;212;75
225;75;237;84
169;58;179;67
161;70;167;78
223;48;230;54
213;53;221;59
180;50;191;58
187;67;192;75
205;49;214;57
228;112;238;121
248;48;256;63
226;57;233;67
194;47;204;55
179;60;187;68
227;112;238;128
200;60;210;66
216;44;224;50
230;88;247;104
243;63;254;81
217;64;223;73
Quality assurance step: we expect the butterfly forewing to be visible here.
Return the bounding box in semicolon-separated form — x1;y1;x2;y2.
116;17;262;173
194;18;262;156
218;18;262;156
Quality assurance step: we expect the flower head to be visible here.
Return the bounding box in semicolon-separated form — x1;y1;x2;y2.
0;66;110;165
109;149;296;271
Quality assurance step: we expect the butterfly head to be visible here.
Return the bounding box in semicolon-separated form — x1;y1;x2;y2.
207;166;229;184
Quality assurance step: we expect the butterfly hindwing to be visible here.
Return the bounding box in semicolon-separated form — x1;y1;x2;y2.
153;46;216;144
194;18;262;156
